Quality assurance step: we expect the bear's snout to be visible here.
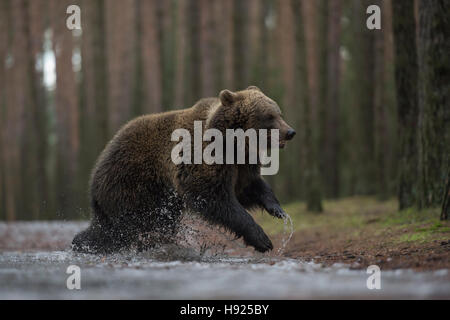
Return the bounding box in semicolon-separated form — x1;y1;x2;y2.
285;129;296;140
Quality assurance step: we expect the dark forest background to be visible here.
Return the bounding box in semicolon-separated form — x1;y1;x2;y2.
0;0;448;221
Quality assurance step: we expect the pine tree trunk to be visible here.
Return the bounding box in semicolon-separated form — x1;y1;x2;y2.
222;0;234;89
301;0;323;212
392;0;419;210
156;0;175;110
0;0;7;219
248;0;262;87
3;0;17;221
7;0;36;220
174;0;187;107
106;0;136;133
251;0;270;91
27;0;49;219
276;0;299;201
51;0;80;219
17;0;38;219
323;0;342;198
417;0;450;208
186;0;201;104
291;0;307;200
200;0;215;97
373;0;389;201
352;0;376;195
233;0;249;90
441;164;450;220
80;0;109;190
140;0;162;113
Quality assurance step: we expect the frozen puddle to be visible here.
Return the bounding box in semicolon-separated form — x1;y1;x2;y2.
0;222;449;299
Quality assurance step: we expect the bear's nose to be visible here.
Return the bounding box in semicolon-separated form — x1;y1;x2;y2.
286;129;296;140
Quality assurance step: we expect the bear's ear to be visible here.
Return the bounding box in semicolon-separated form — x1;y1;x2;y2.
246;85;261;92
219;89;238;106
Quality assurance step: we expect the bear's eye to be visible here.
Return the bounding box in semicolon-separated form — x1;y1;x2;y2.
266;114;275;121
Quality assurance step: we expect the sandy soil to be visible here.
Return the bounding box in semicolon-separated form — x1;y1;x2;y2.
281;228;450;271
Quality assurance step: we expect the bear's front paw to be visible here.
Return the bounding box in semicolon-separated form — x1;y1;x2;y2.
265;204;287;219
244;225;273;253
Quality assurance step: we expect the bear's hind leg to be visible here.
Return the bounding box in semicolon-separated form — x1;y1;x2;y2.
72;222;115;254
134;196;184;251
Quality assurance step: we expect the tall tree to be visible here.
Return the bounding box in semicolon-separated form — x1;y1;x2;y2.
51;0;81;218
301;0;323;211
380;0;398;200
106;0;136;133
211;0;228;92
140;0;163;113
17;0;38;219
0;0;8;219
6;0;48;220
199;0;216;97
233;0;249;90
28;0;49;218
350;0;376;195
156;0;176;109
392;0;418;209
373;0;390;201
249;0;270;91
442;166;450;220
185;0;201;104
79;0;109;216
222;0;234;90
174;0;187;107
417;0;450;208
323;0;342;198
248;0;262;87
6;0;34;220
277;0;301;201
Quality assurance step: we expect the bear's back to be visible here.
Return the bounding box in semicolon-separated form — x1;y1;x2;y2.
90;98;219;199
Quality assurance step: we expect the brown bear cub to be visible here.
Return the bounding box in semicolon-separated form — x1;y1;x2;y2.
72;86;295;253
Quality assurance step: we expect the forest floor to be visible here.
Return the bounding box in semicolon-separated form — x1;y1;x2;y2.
256;197;450;271
0;198;449;298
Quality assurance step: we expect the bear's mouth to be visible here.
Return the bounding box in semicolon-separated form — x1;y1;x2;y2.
279;140;286;148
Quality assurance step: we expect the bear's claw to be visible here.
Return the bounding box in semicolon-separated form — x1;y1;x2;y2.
266;204;287;219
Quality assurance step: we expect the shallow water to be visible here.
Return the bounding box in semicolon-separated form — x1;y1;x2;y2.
0;222;449;299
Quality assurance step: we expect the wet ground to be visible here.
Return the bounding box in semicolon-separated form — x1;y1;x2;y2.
257;198;450;271
0;221;449;299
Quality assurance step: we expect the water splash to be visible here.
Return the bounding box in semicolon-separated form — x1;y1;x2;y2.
177;211;295;258
276;213;294;256
1;222;450;299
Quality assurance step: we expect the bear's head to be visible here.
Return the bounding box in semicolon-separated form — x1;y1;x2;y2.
214;86;296;148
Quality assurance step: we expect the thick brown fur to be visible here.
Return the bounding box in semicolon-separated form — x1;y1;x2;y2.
72;86;295;253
